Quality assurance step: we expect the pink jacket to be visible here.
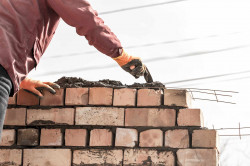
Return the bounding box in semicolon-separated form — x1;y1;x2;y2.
0;0;122;96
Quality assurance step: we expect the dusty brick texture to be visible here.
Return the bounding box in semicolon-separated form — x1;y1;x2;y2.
27;108;74;125
0;129;15;146
8;94;16;105
90;129;112;146
115;128;138;147
23;149;71;166
165;129;189;148
89;87;113;105
164;89;192;107
137;89;162;106
0;149;22;165
65;88;89;105
73;149;123;165
40;129;62;146
40;88;64;106
125;108;176;127
113;88;136;106
177;149;218;166
4;108;26;126
75;107;124;126
65;129;87;146
17;129;39;146
17;89;39;106
123;149;175;165
192;129;219;148
178;109;204;127
139;129;163;147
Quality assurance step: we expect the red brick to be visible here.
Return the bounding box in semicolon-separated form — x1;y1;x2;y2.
40;88;64;106
27;108;74;125
137;89;162;106
65;88;88;105
17;129;39;146
115;128;138;147
17;89;39;106
0;149;22;165
65;129;87;146
73;149;123;165
140;129;163;147
89;87;113;105
23;149;71;166
178;109;204;127
90;129;112;146
177;149;218;166
164;89;192;107
113;88;136;106
0;129;15;146
8;94;16;105
40;129;62;146
123;149;175;165
75;107;124;126
192;129;219;148
125;108;176;127
4;108;26;126
165;129;189;148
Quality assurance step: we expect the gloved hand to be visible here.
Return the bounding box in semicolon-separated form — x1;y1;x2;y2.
19;78;60;98
113;49;146;78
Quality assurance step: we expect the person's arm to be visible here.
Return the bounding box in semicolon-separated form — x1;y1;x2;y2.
47;0;121;58
47;0;147;78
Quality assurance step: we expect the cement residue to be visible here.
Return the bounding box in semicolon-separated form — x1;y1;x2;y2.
54;77;165;88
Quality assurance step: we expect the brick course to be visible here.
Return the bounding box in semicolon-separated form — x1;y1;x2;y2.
17;129;39;146
0;129;15;146
140;129;163;147
113;88;136;106
40;129;62;146
40;88;64;106
178;109;204;127
89;87;113;105
137;89;162;106
65;129;87;146
4;108;26;126
65;88;89;105
0;149;22;165
90;129;112;146
115;128;138;147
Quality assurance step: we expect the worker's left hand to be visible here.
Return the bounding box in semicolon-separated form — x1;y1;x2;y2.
113;49;146;78
19;78;60;98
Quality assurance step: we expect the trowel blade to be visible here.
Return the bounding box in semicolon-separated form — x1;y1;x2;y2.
144;66;153;83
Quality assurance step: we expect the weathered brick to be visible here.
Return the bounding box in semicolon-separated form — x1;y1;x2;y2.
137;89;162;106
27;108;74;125
0;149;22;165
4;108;26;126
123;149;175;166
164;89;192;107
23;149;71;166
40;129;62;146
177;149;218;166
8;94;16;105
140;129;163;147
192;129;219;148
17;89;39;106
178;109;204;127
75;107;124;126
65;129;87;146
89;87;113;105
17;129;39;146
165;129;189;148
65;88;88;105
115;128;138;147
40;88;64;106
113;88;136;106
73;149;123;165
125;108;176;127
0;129;15;146
90;129;112;146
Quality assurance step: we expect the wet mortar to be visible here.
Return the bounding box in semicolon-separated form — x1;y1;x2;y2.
54;76;165;88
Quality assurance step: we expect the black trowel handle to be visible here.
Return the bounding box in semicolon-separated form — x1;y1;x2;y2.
144;66;153;83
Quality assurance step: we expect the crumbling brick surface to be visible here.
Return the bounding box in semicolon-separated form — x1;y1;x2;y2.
3;86;219;165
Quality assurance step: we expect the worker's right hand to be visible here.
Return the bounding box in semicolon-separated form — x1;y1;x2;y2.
19;78;60;98
113;49;146;78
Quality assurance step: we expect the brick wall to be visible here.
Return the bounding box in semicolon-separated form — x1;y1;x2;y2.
1;87;219;166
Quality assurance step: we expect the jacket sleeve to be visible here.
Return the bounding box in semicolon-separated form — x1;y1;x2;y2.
47;0;122;58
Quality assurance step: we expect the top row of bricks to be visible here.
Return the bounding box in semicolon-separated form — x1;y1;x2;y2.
9;88;192;107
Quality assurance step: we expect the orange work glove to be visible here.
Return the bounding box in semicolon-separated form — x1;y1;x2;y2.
19;78;60;98
113;49;146;78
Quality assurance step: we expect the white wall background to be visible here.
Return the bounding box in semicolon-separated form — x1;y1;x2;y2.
29;0;250;165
